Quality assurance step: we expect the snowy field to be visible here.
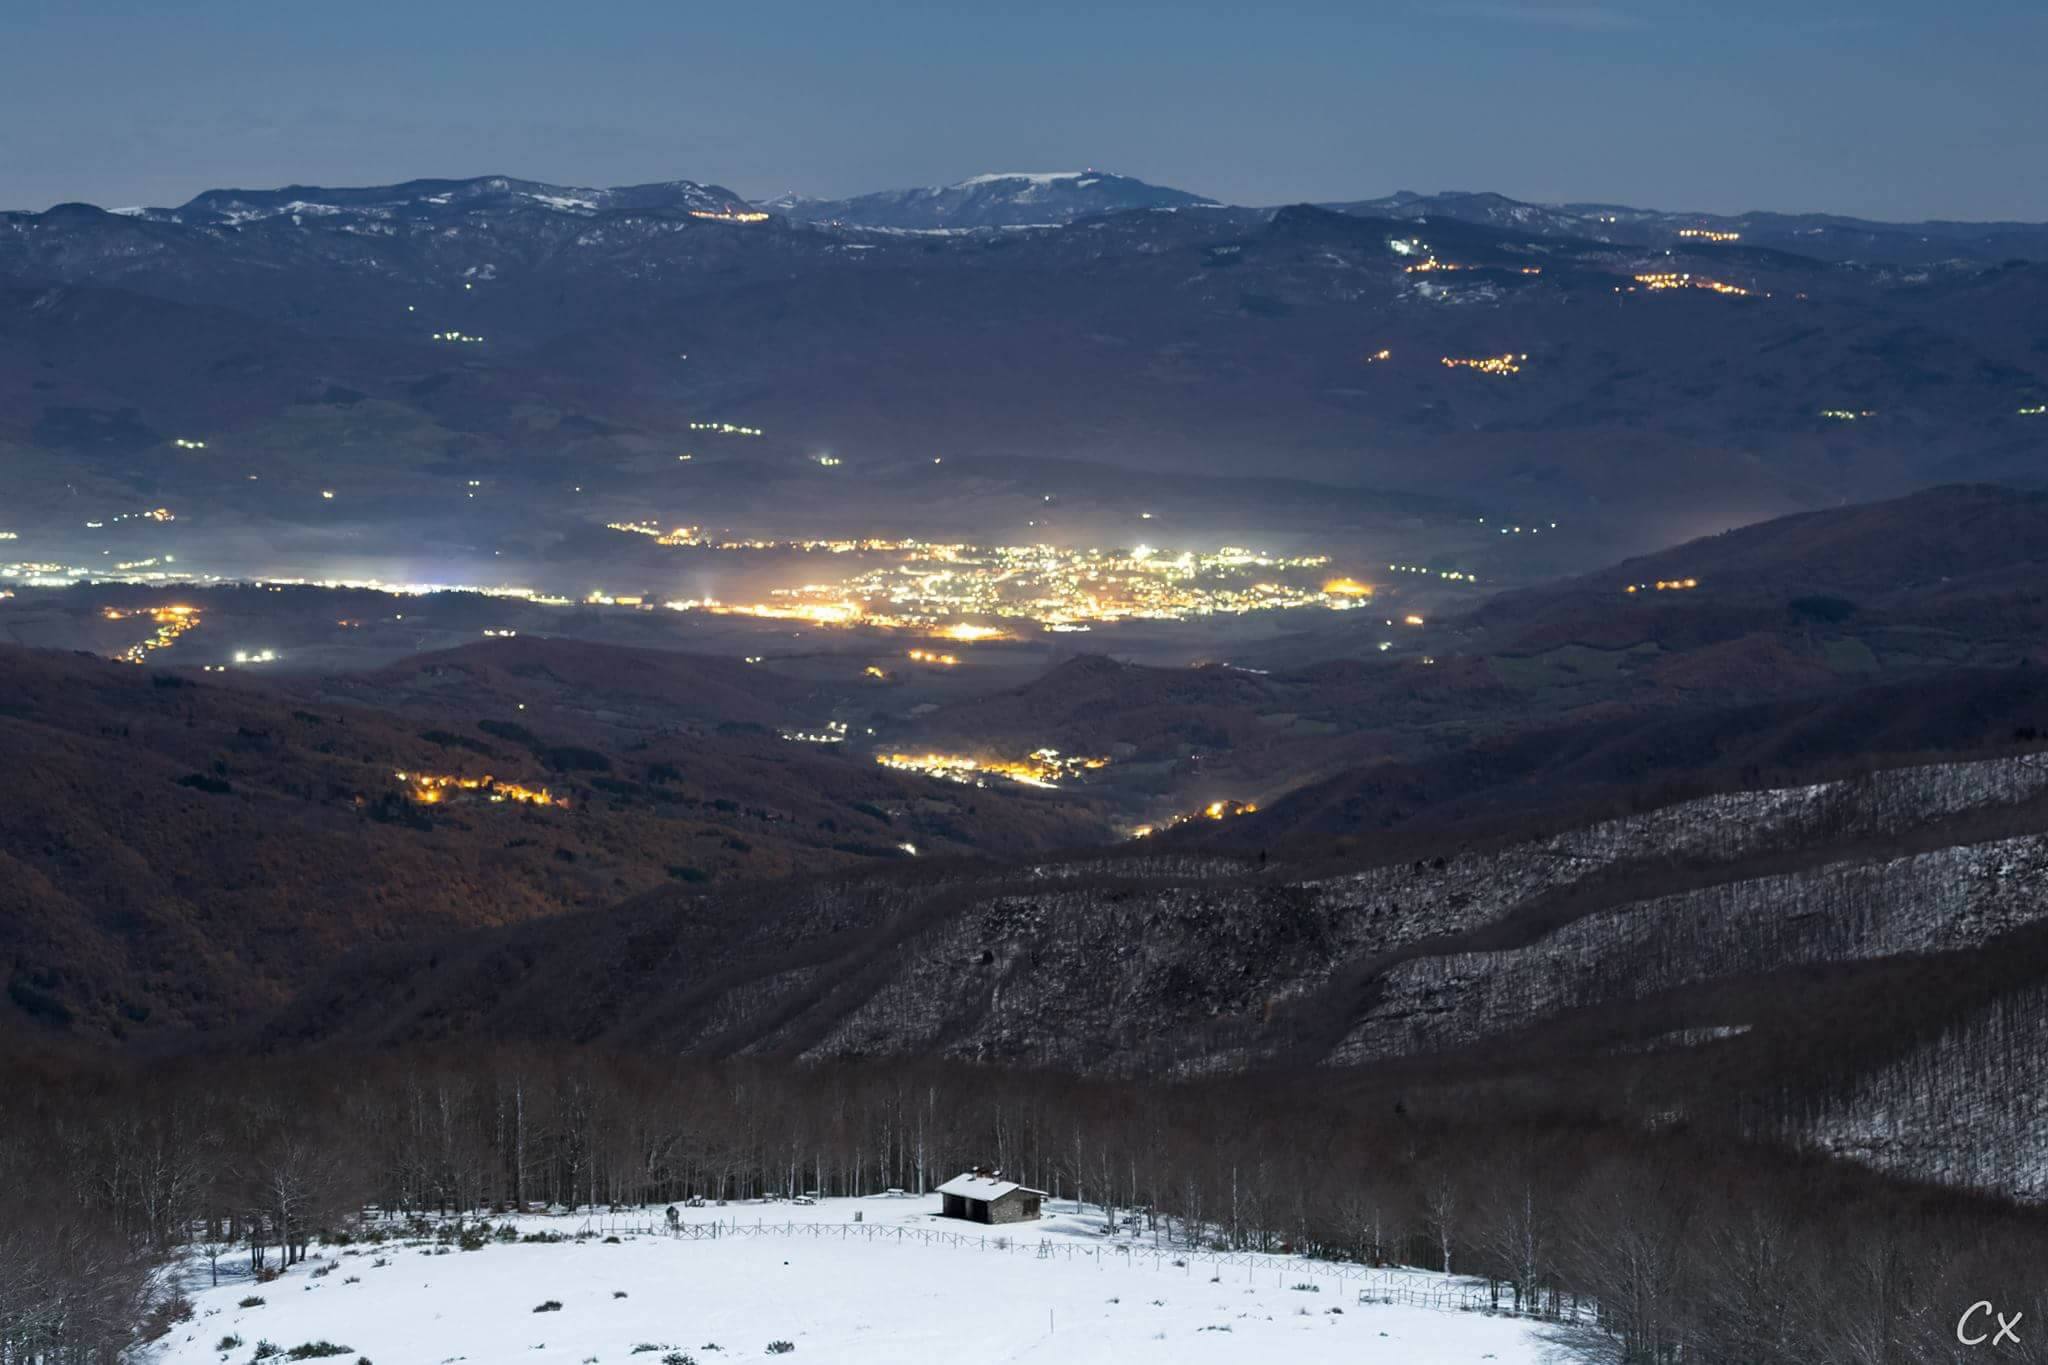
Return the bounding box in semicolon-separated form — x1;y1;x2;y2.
143;1196;1563;1364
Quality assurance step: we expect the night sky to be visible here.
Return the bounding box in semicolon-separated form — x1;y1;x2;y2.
6;0;2045;220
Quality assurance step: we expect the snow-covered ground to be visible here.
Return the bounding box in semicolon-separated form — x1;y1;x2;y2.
142;1196;1564;1364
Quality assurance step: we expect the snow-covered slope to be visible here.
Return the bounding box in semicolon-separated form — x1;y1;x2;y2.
142;1198;1556;1365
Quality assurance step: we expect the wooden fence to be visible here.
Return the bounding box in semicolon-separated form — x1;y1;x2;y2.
572;1214;1557;1318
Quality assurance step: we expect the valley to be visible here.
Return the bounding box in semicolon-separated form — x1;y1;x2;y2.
5;149;2048;1365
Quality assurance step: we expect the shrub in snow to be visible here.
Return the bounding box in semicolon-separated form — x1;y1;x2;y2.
219;1335;244;1351
285;1344;354;1359
663;1355;696;1365
613;1290;629;1298
534;1300;564;1313
238;1296;266;1309
765;1343;796;1355
1290;1282;1320;1292
252;1343;279;1361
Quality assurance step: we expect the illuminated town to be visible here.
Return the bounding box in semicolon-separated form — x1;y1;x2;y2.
103;604;200;663
608;526;1372;631
396;772;568;807
1677;227;1742;242
875;748;1110;790
1625;578;1700;593
1442;353;1526;376
1628;272;1752;297
1129;798;1260;839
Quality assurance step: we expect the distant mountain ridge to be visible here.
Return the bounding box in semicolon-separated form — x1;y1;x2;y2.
1323;189;2048;265
763;169;1222;229
24;169;2048;262
113;174;756;227
8;172;2048;552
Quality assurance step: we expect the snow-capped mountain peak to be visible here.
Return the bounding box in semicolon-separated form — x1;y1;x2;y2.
771;170;1219;230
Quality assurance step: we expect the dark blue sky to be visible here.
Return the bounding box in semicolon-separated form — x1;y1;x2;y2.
6;0;2045;220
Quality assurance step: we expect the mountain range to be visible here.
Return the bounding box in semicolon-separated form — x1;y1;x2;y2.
7;171;2048;571
47;170;2048;261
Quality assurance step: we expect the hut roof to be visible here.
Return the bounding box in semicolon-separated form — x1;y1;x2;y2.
936;1172;1047;1201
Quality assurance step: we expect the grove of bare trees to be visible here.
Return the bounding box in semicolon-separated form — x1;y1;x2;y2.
4;1046;2047;1363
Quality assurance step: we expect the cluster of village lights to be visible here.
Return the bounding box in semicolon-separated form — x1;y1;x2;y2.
875;748;1110;790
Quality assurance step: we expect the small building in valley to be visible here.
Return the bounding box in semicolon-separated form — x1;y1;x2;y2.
936;1169;1046;1225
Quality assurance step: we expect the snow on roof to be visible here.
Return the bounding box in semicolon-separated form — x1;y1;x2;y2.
935;1172;1047;1201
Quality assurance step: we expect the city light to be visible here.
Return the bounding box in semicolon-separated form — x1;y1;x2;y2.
1442;353;1526;376
398;772;567;808
877;748;1109;790
613;529;1342;630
